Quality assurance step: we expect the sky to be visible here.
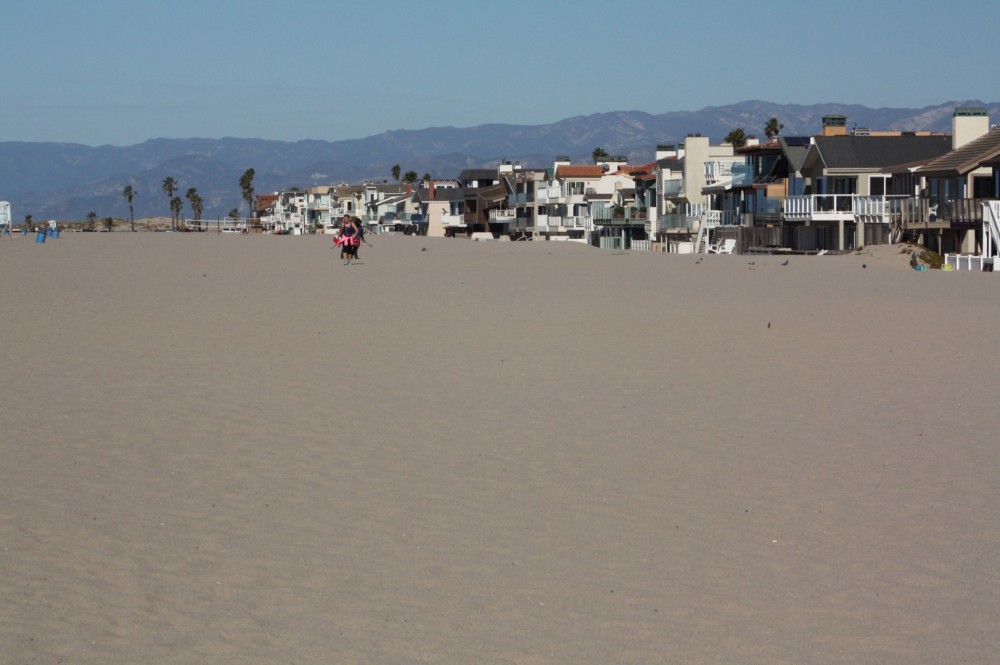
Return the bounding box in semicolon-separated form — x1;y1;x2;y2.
3;0;998;147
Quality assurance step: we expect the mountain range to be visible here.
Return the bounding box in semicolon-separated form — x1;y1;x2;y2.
2;100;997;222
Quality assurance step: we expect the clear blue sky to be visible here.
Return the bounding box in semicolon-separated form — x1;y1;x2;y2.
3;0;997;146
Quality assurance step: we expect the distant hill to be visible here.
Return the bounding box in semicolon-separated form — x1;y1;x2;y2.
1;99;997;221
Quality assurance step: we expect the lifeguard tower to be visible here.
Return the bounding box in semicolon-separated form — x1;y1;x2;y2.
0;201;11;234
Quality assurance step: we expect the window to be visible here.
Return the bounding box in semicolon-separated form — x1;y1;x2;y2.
869;176;887;196
973;176;993;199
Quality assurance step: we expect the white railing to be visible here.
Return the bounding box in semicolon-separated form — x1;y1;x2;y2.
983;201;1000;258
535;185;562;203
945;254;992;271
704;161;736;182
630;240;652;251
441;212;467;227
489;209;515;222
562;215;593;230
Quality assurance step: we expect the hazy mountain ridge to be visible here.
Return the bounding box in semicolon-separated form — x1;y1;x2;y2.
2;100;997;221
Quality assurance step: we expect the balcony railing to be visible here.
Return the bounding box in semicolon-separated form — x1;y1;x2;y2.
650;214;698;232
704;161;735;182
784;194;858;221
489;209;516;222
535;185;562;203
441;212;467;227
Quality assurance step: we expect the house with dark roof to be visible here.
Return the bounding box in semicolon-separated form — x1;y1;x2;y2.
785;133;952;250
883;108;998;254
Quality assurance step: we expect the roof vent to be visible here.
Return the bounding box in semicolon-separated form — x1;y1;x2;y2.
852;127;870;137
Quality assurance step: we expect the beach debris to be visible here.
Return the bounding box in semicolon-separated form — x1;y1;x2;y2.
421;247;427;251
780;259;789;266
768;322;771;329
862;263;867;269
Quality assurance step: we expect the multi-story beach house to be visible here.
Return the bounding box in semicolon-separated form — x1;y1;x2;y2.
651;136;743;250
883;108;1000;256
698;115;958;253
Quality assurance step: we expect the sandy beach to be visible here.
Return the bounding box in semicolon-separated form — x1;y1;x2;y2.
2;232;999;664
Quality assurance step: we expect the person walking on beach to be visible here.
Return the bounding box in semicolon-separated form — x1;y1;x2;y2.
336;214;360;265
352;216;367;260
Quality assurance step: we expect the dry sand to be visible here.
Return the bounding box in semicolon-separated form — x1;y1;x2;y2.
2;232;998;664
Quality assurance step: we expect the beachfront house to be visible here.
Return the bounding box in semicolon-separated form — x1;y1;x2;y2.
653;136;742;247
892;109;1000;255
782;116;952;251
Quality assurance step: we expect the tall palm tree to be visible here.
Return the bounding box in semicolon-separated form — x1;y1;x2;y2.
162;176;177;229
592;147;609;163
24;214;33;231
170;196;183;228
86;211;97;231
184;188;202;223
391;164;401;182
239;168;255;228
763;118;784;141
122;184;135;232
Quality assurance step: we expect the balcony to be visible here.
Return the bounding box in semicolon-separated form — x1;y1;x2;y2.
489;209;516;223
704;161;734;182
649;214;698;233
784;195;857;222
441;212;467;227
535;185;563;204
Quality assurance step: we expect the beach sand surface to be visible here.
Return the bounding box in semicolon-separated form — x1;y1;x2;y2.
2;233;999;664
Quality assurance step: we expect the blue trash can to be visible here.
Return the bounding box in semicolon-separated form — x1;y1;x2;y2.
22;228;28;236
36;231;47;243
52;230;60;239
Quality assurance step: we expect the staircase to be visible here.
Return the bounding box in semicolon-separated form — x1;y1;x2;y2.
694;211;721;253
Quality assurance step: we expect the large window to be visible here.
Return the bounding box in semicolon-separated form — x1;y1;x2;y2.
973;176;993;199
869;175;888;196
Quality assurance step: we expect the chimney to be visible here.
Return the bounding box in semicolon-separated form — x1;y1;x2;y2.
822;114;848;136
952;107;990;149
405;182;413;196
429;179;436;200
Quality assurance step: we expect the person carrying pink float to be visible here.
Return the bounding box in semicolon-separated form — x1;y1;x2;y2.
335;214;361;265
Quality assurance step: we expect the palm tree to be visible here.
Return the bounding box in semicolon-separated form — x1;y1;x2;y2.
422;173;432;183
763;118;784;141
228;208;240;223
162;176;177;228
391;164;401;182
239;168;255;224
170;196;183;228
86;211;97;231
189;193;204;221
104;217;114;232
403;170;418;184
24;214;33;231
122;184;135;232
724;128;748;148
184;188;203;222
592;147;609;163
